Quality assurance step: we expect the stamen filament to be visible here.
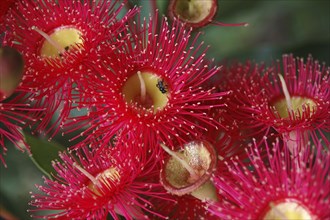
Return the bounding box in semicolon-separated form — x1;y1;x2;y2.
31;26;65;54
137;71;146;103
278;74;293;112
73;162;99;186
160;143;199;180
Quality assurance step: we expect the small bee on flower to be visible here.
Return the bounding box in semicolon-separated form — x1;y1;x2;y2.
64;13;230;151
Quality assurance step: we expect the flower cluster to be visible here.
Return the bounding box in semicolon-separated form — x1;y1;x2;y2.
1;0;329;219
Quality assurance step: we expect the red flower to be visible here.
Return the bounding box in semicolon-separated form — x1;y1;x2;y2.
64;14;230;150
219;55;330;147
29;140;168;219
208;138;330;220
3;0;138;138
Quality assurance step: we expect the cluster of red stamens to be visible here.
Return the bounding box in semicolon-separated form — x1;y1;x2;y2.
1;1;329;219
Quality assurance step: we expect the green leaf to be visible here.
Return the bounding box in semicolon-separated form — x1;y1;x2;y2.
24;134;65;179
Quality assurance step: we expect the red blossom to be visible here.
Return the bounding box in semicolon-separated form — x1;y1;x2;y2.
29;139;169;219
3;0;138;138
219;55;330;146
208;138;330;219
64;14;230;151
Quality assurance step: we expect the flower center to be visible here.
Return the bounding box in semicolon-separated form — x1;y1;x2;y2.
262;201;313;220
160;141;218;201
33;26;84;60
272;96;317;119
122;71;170;114
73;163;121;197
87;167;121;196
0;46;24;101
172;0;214;24
272;74;317;119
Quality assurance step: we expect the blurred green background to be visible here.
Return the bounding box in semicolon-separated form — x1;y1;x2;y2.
1;0;329;219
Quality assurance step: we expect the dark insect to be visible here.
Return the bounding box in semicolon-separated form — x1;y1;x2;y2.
156;79;168;94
